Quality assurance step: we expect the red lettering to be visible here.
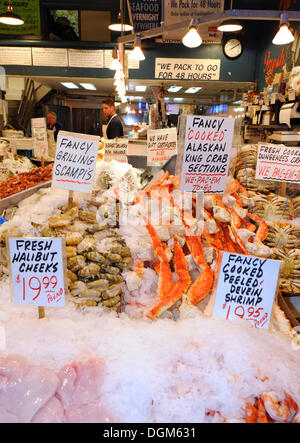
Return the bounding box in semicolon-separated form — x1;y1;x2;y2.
264;48;285;73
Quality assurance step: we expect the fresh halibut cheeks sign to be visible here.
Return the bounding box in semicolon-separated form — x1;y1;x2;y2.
213;252;281;330
8;238;66;308
53;131;99;193
180;115;234;194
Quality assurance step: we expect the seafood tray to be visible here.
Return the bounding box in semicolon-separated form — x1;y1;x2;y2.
0;180;52;214
42;201;132;312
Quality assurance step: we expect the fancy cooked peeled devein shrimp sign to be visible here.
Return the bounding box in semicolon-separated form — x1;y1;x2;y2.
213;252;282;330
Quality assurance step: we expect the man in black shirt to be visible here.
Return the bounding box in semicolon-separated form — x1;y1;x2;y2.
47;111;64;141
102;98;124;139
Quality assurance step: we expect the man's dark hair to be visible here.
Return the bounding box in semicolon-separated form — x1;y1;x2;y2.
102;97;115;107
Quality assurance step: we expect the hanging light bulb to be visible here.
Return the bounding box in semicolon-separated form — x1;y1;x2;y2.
109;47;123;70
0;1;24;25
108;1;133;32
217;20;242;32
272;13;294;45
182;19;202;48
129;35;145;61
114;69;125;80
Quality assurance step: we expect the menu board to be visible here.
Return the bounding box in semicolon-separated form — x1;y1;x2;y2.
68;49;104;68
213;252;281;330
52;131;99;193
147;127;177;166
180;115;234;194
255;143;300;183
8;237;66;308
32;48;68;67
0;47;32;65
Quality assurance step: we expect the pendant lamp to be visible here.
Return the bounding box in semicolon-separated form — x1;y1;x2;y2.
0;1;24;25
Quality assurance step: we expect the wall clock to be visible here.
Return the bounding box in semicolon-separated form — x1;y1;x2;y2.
223;38;243;60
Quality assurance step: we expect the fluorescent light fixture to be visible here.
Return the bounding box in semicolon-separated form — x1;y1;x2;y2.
182;19;202;48
233;100;242;105
0;1;24;25
217;19;242;32
168;86;182;93
79;83;96;90
61;82;79;89
273;13;294;45
129;35;145;61
174;98;184;101
135;85;147;92
185;87;202;94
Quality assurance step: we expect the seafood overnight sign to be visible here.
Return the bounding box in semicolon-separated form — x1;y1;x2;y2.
213;252;281;330
52;131;99;193
180;115;234;193
8;238;66;308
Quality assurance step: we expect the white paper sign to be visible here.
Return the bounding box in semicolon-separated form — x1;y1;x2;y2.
213;252;281;330
68;49;104;68
180;115;234;194
31;117;49;158
147;127;177;166
52;131;99;193
255;143;300;183
8;238;66;308
32;48;68;67
155;58;220;81
0;47;32;65
104;139;128;163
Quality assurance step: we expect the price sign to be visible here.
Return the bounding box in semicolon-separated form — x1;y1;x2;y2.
180;115;234;194
31;117;48;159
147;127;177;166
52;131;99;193
104;139;128;163
8;238;66;307
255;143;300;183
213;252;281;329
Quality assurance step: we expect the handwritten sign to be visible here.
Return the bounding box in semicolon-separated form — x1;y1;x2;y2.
155;58;220;81
8;238;66;308
104;139;128;163
255;143;300;183
180;115;234;194
147;128;177;166
213;252;281;329
52;131;99;193
31;117;48;159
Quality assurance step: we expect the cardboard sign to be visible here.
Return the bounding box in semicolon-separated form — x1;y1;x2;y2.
31;117;49;159
147;128;177;166
8;238;66;308
213;252;281;330
180;115;234;194
104;139;128;163
52;131;99;193
155;58;220;81
255;143;300;183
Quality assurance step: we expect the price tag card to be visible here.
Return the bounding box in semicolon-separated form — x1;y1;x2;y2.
255;143;300;183
52;131;99;193
180;115;234;194
104;139;128;163
31;117;48;159
8;238;66;307
213;252;281;329
147;127;177;166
